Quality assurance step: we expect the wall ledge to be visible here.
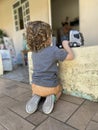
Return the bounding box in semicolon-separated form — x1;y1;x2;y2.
59;45;98;101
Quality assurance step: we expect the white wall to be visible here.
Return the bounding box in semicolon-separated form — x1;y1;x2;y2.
0;0;50;64
29;0;49;23
80;0;98;45
0;0;25;63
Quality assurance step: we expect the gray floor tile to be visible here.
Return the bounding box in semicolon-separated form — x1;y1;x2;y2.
9;101;30;118
92;112;98;122
26;111;48;126
3;85;29;98
0;94;5;98
86;121;98;130
50;100;78;122
83;100;98;111
60;94;85;105
16;82;31;90
0;96;19;109
34;117;76;130
0;124;7;130
15;91;32;102
67;100;98;130
0;79;17;93
0;78;15;86
0;108;35;130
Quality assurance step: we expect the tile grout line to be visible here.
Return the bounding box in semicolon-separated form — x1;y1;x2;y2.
2;94;23;103
64;123;79;130
59;98;84;106
7;107;36;127
48;115;78;130
8;108;49;129
85;113;98;129
31;114;49;130
65;99;86;123
91;119;98;124
0;122;8;130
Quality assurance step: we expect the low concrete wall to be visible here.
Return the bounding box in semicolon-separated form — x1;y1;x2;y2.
59;45;98;101
28;45;98;101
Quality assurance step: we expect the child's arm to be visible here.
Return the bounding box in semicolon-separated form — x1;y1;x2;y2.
62;40;74;60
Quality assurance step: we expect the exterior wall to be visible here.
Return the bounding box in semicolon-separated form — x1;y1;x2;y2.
0;0;50;64
0;0;98;63
0;0;15;38
0;0;24;63
29;0;49;23
79;0;98;46
28;45;98;101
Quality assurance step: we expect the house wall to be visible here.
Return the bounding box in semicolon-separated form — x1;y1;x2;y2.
0;0;14;37
0;0;50;64
29;0;49;22
0;0;98;64
80;0;98;46
0;0;24;63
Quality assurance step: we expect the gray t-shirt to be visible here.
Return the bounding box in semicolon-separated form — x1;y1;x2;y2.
32;46;68;87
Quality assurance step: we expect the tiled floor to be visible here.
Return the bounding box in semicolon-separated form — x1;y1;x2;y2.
1;65;29;84
0;78;98;130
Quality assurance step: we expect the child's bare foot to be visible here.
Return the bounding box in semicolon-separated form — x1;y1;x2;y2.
56;91;62;101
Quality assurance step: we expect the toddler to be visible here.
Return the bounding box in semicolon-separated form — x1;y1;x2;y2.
26;21;74;114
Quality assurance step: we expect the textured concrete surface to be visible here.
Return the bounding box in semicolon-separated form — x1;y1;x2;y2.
59;45;98;101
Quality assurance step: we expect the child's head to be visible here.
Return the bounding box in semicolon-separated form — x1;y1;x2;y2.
26;21;52;52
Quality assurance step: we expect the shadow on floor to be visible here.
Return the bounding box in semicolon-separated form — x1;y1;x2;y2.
0;65;29;84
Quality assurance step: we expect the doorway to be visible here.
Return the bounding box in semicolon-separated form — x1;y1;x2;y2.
50;0;79;37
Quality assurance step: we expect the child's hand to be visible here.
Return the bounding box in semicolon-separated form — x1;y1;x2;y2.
62;40;74;60
62;40;70;49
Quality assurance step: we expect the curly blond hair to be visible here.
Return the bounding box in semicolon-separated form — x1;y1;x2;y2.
26;21;52;52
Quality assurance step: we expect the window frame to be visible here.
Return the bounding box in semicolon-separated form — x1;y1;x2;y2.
13;0;30;31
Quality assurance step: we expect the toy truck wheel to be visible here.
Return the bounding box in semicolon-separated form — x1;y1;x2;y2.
73;42;77;47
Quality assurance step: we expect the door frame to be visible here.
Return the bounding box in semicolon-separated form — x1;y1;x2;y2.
48;0;80;30
48;0;52;26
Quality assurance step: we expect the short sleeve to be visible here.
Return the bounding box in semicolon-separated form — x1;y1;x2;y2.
54;46;68;61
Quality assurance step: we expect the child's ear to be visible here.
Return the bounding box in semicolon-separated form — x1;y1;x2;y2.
44;37;51;46
47;37;51;44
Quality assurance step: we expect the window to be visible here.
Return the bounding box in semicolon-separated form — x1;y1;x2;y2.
18;7;24;29
13;0;30;31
